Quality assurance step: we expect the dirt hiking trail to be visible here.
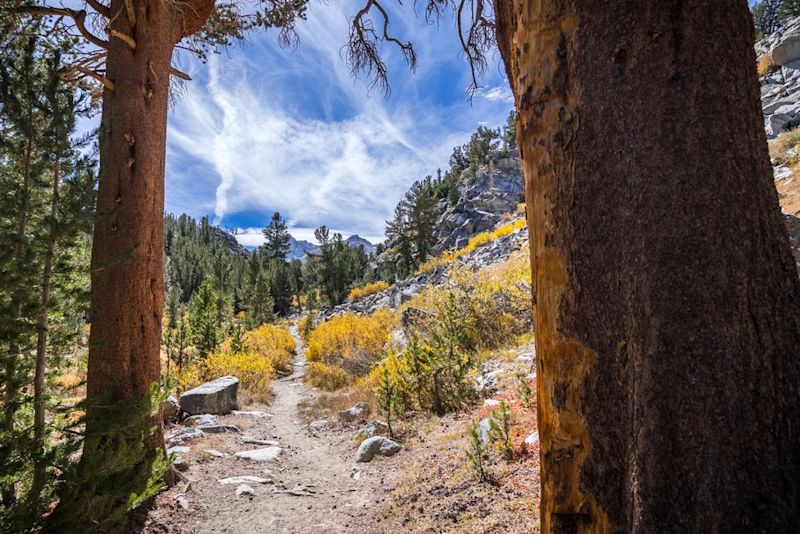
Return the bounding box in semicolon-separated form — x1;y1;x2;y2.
143;323;402;533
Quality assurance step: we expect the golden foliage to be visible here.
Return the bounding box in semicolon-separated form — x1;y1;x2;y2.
758;52;775;76
305;309;395;384
348;281;390;302
246;323;296;375
306;361;351;391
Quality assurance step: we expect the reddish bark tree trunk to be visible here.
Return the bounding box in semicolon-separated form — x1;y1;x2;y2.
494;0;800;531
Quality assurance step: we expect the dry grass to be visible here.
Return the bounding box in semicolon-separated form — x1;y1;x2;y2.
298;376;377;423
769;128;800;164
348;281;390;302
777;169;800;216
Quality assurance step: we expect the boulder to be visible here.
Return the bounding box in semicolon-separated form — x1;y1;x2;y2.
773;34;800;66
356;421;389;440
338;402;370;423
197;424;240;434
184;414;217;427
166;427;204;446
308;419;331;431
356;436;402;462
179;376;239;415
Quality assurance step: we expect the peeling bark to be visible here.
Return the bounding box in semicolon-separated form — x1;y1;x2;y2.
494;0;800;531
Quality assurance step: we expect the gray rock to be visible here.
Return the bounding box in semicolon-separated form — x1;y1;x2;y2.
478;418;492;445
355;436;402;462
525;431;540;446
167;427;204;445
232;410;271;418
483;399;501;408
197;424;240;434
356;421;389;440
167;446;191;455
184;414;217;427
219;475;272;485
179;376;239;415
773;34;800;66
308;419;331;431
236;484;256;496
234;446;282;462
204;449;226;458
338;402;370;423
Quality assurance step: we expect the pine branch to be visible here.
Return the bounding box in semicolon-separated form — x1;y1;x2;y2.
11;6;109;49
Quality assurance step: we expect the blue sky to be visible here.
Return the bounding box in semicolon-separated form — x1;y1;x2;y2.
165;1;513;246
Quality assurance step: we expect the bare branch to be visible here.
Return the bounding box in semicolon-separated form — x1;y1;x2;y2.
109;28;136;49
123;0;136;28
65;65;115;91
85;0;110;18
169;67;192;81
11;6;109;49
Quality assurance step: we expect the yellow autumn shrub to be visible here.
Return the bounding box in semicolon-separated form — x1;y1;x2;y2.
348;281;389;302
246;324;296;375
758;52;774;76
306;309;395;381
306;361;351;391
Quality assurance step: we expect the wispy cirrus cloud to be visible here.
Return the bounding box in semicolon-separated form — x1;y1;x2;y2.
165;0;512;244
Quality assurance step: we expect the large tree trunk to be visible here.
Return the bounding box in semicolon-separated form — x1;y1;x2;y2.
494;0;800;531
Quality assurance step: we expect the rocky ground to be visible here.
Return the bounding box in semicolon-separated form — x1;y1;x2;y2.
143;324;540;533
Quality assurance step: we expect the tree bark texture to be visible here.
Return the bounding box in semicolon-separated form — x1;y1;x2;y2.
85;0;213;462
494;0;800;532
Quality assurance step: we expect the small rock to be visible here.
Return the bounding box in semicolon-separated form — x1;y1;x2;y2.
198;424;240;434
339;402;370;423
241;438;279;446
232;410;272;418
167;446;191;455
308;419;330;431
179;376;239;415
356;421;389;440
477;418;491;445
483;399;501;408
517;354;533;362
204;449;226;458
356;436;402;462
184;414;217;427
166;427;204;446
235;446;282;462
525;432;540;446
174;495;189;510
218;475;272;485
173;456;189;471
236;484;256;497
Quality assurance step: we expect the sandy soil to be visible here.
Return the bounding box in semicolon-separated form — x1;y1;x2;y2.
142;324;403;533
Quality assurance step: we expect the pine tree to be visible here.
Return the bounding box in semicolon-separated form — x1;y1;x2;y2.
261;211;291;262
189;282;219;358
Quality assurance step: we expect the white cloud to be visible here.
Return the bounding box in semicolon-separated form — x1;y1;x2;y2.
165;0;512;240
478;85;514;103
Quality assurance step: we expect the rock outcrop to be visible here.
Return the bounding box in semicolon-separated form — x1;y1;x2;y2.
434;155;524;253
757;17;800;138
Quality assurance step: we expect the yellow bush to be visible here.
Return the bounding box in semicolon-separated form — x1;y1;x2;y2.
406;246;532;351
177;351;275;403
246;324;296;375
306;361;351;391
769;127;800;165
758;52;774;76
306;309;395;379
348;281;390;302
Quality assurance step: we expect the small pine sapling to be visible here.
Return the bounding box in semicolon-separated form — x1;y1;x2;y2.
377;365;397;437
516;372;534;410
466;421;492;483
489;400;514;461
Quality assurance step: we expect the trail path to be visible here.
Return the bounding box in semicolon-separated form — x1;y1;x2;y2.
144;323;399;533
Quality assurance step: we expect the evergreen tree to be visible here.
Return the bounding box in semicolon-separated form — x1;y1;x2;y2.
260;211;291;262
189;282;219;358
